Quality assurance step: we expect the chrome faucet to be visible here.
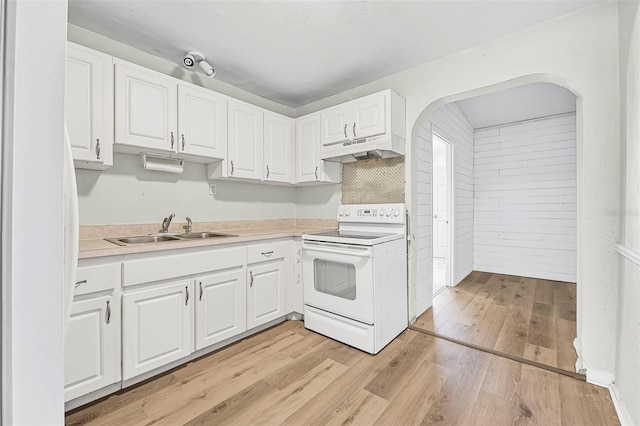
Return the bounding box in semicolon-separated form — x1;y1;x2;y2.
184;217;192;234
161;213;175;233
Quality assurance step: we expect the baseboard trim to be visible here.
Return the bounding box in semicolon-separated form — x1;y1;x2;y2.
586;368;615;387
615;243;640;268
608;382;633;426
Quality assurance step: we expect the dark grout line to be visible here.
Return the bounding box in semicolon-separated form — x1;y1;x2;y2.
409;326;586;381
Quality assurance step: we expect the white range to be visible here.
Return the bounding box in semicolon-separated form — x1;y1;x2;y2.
301;203;408;354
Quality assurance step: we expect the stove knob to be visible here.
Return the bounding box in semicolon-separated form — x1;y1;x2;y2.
345;209;351;217
393;208;400;217
386;210;392;217
338;210;344;217
379;208;386;217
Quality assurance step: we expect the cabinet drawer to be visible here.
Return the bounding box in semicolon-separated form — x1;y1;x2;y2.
247;241;286;264
74;263;120;296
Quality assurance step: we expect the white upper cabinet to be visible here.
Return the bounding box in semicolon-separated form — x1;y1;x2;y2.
350;92;386;139
320;104;350;146
114;59;225;162
177;84;226;159
115;62;177;153
227;101;264;180
65;42;113;170
295;114;341;184
264;112;293;183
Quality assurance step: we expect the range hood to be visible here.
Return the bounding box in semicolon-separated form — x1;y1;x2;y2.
321;133;405;163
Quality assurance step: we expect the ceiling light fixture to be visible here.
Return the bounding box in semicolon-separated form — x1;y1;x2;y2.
183;51;215;77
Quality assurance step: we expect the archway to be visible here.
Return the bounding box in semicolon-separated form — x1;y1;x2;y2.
406;74;583;372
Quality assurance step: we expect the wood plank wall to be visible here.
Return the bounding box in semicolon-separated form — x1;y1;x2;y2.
473;113;577;282
416;103;475;315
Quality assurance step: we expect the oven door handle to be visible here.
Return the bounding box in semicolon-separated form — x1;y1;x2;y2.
302;241;372;257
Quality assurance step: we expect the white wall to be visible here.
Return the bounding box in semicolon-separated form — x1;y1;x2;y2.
473;113;577;282
615;1;640;424
77;154;297;225
2;1;67;423
297;2;620;380
416;103;474;315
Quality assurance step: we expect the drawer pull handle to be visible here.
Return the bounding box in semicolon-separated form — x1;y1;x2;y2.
105;300;111;324
95;139;101;160
314;166;318;180
185;286;189;306
230;160;234;175
171;132;175;149
75;279;87;288
250;271;254;287
181;134;185;151
353;123;356;138
199;282;203;301
261;251;274;257
343;123;347;138
266;165;270;179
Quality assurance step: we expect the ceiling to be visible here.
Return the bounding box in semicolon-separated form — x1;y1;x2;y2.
68;0;596;108
456;82;577;129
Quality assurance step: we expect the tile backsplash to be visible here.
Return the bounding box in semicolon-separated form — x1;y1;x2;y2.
341;157;405;204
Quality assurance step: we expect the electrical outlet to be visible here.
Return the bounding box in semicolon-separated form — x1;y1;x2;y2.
209;184;216;196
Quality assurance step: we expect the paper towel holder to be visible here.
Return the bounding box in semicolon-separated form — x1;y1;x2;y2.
142;153;184;174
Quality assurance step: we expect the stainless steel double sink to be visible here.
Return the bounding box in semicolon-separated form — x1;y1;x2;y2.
106;232;237;246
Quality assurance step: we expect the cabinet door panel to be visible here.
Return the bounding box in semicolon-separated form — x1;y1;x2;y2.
115;63;177;152
227;102;263;180
320;104;350;145
350;93;386;139
65;294;119;401
247;261;285;329
195;268;246;350
295;115;321;183
264;113;293;183
123;280;192;380
178;84;226;159
65;43;113;167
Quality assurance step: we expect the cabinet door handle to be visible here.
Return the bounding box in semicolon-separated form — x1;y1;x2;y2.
230;160;234;175
353;123;357;138
105;300;111;324
74;279;87;288
343;123;347;138
170;132;175;149
95;139;101;160
199;282;203;301
181;134;185;151
250;271;254;287
266;165;270;179
314;166;319;180
261;251;274;257
185;286;189;305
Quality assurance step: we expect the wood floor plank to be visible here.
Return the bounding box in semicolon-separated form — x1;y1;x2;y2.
524;343;558;367
67;321;618;426
556;318;578;372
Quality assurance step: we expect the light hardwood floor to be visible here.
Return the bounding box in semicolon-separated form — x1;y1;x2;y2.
414;271;578;373
66;320;618;425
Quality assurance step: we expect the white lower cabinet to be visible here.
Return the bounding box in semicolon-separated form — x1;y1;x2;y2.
65;294;119;402
247;242;286;329
122;280;193;380
65;261;121;403
195;268;246;350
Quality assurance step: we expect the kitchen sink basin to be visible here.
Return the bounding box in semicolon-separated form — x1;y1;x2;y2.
106;235;181;245
177;232;236;239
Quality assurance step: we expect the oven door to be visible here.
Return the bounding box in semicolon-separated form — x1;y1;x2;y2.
302;240;374;324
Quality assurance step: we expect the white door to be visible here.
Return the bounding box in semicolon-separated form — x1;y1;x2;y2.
195;268;246;350
264;112;293;183
65;43;113;166
247;260;285;329
320;104;350;145
122;280;193;380
433;166;448;258
114;63;177;153
227;101;264;180
177;84;226;160
295;114;322;183
64;294;119;401
349;93;386;139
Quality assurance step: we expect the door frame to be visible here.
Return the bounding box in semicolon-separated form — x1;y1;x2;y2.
432;131;454;288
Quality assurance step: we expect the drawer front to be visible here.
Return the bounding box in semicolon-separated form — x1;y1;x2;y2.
74;263;120;296
247;241;286;264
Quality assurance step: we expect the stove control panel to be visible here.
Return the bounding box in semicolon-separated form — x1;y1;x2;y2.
337;203;405;223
